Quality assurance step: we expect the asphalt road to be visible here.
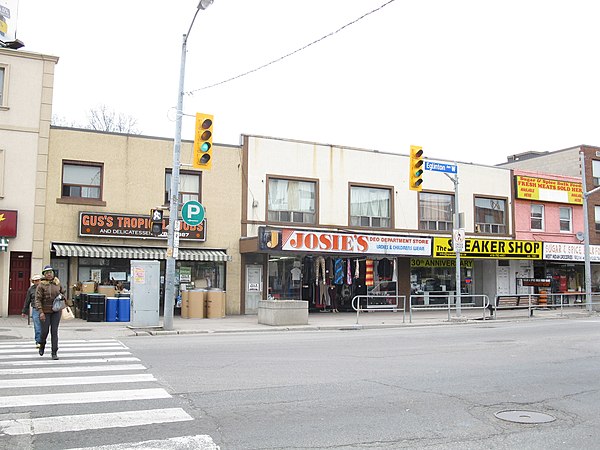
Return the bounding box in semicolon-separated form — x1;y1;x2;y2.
2;318;600;449
124;318;600;449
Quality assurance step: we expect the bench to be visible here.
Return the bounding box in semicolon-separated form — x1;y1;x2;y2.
489;295;537;318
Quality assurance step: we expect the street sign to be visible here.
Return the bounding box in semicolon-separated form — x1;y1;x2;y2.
181;201;205;226
424;161;457;174
453;228;465;252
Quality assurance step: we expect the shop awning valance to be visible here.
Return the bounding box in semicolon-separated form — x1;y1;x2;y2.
52;244;231;262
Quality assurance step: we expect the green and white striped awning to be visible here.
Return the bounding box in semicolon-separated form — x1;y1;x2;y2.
0;237;8;252
52;244;231;262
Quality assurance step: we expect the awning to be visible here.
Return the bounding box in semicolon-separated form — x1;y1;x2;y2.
52;244;231;262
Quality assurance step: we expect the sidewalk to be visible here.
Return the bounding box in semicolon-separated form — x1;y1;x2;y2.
1;307;597;341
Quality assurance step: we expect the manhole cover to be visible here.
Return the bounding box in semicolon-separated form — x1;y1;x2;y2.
495;410;556;424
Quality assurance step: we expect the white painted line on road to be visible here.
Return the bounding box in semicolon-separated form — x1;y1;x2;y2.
0;357;140;366
68;434;219;450
0;388;171;408
1;351;131;359
0;364;146;375
0;373;156;389
0;408;193;436
0;345;126;354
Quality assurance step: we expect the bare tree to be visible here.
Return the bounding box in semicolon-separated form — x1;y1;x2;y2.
86;104;141;134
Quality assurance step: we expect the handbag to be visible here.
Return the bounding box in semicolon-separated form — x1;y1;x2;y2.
52;294;66;312
61;306;75;320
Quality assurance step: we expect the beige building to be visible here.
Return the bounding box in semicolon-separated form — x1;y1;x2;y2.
45;127;243;315
0;48;58;316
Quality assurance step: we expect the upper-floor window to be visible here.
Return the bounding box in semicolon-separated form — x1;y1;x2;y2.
419;192;453;231
559;207;572;232
267;177;316;224
165;170;201;205
62;162;102;200
0;66;5;106
350;185;391;228
593;160;600;186
531;204;544;231
474;197;506;234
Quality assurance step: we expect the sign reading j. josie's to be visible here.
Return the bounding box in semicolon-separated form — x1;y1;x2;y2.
79;212;206;241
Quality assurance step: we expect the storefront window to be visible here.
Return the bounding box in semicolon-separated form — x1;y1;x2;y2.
419;193;453;231
350;185;391;228
474;197;506;234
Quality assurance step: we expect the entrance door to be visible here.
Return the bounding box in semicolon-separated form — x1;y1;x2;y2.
245;265;263;315
9;252;31;315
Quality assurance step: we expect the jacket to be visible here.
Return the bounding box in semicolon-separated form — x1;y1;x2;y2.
35;277;67;314
21;285;37;315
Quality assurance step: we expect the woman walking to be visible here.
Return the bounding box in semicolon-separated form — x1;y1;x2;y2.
21;274;42;348
35;265;67;360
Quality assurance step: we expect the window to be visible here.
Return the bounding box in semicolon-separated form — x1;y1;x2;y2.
0;66;5;106
531;204;544;230
62;162;102;199
350;185;391;228
267;178;316;224
593;160;600;186
419;193;453;231
165;170;201;205
596;206;600;232
474;197;506;234
559;207;572;232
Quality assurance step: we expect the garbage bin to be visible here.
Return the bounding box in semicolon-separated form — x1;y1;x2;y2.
106;297;118;322
188;290;206;318
87;294;106;322
206;289;225;319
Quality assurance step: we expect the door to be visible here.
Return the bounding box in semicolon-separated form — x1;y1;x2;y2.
245;265;263;315
9;252;31;315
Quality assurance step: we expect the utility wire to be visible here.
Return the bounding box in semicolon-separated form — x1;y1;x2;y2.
186;0;396;95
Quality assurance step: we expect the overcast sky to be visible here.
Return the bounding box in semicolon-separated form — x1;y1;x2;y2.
15;0;600;166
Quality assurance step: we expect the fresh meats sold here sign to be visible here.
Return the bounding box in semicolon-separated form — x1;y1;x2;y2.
259;228;431;256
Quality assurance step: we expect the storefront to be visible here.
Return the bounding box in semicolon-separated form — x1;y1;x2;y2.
241;227;432;313
52;212;231;310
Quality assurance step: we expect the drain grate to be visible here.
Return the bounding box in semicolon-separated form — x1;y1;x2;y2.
495;410;556;424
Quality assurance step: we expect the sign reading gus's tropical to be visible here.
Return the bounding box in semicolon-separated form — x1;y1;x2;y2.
433;237;542;259
259;227;431;256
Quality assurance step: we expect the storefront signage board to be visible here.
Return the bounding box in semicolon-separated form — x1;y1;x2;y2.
515;175;582;205
543;242;600;262
79;212;206;241
259;227;431;256
433;237;542;259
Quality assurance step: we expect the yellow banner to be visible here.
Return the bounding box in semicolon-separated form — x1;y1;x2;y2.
433;237;542;259
515;175;582;205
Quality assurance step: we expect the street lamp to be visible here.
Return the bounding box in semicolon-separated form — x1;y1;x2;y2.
164;0;214;331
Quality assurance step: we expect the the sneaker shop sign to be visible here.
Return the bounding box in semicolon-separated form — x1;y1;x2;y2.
79;212;206;241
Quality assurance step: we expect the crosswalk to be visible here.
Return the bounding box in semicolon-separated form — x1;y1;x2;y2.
0;338;219;449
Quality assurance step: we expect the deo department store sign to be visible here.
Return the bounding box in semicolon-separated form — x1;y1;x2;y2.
79;212;206;241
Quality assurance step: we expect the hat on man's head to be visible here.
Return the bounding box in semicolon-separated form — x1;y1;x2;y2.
31;275;41;281
42;265;54;274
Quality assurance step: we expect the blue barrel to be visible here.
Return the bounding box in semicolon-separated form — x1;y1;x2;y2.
117;298;130;322
105;298;118;322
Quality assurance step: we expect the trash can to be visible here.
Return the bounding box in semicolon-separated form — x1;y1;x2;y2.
106;297;118;322
117;297;130;322
206;289;225;319
188;290;206;318
87;294;106;322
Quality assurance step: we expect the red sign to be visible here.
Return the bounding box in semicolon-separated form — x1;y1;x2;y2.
0;210;18;237
79;212;206;241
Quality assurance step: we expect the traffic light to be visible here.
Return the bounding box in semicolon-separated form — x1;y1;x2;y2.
150;209;163;236
409;145;424;191
193;112;213;170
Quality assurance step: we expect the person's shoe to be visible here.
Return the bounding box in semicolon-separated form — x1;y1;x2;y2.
51;353;59;360
38;345;45;356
